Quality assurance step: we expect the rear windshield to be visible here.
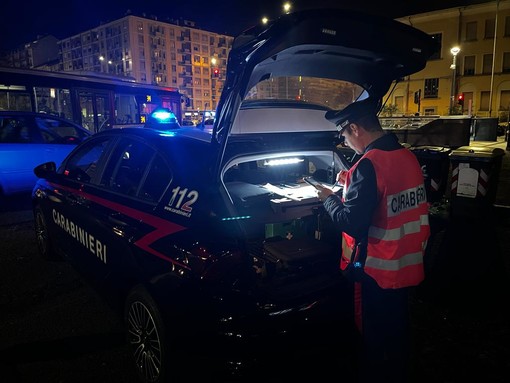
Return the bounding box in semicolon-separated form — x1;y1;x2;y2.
245;76;365;110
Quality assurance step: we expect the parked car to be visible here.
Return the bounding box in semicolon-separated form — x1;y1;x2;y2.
180;119;195;127
0;111;90;201
195;118;214;133
31;9;436;383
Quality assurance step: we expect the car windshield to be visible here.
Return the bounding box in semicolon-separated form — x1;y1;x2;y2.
245;76;365;110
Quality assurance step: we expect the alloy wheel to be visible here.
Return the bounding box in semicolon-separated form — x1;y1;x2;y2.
127;300;163;383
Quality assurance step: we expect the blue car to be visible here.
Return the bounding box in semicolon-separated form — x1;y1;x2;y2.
31;9;436;383
0;111;90;201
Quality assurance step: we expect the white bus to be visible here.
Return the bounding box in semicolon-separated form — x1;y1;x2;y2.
0;66;183;133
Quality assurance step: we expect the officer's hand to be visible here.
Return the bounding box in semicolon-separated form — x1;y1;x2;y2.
336;170;348;186
316;184;335;202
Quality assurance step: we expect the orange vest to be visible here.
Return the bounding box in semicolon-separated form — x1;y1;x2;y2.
341;148;430;289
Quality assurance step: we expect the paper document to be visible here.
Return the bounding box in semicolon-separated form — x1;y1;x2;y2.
263;182;341;201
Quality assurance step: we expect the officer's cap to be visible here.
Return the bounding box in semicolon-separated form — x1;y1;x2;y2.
325;97;381;131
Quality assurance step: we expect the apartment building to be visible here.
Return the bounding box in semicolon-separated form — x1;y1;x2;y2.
390;0;510;119
3;35;60;69
56;15;233;113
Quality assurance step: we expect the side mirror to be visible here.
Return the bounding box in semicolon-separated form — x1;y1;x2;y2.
34;161;57;179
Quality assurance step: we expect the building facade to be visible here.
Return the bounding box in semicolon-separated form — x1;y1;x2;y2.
3;35;60;69
389;0;510;120
4;3;509;120
56;15;233;114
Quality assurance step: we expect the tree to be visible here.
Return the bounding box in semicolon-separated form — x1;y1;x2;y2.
381;103;398;117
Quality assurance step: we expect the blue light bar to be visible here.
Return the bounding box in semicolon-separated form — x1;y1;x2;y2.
152;110;176;122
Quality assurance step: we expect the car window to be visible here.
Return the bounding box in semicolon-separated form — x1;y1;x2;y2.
62;137;111;183
139;154;172;202
101;138;157;198
35;116;86;144
0;116;33;143
245;76;365;111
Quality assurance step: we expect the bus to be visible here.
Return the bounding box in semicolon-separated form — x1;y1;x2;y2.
0;66;183;133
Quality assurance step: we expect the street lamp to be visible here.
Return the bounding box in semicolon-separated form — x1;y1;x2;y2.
449;46;460;114
211;57;218;79
283;2;292;14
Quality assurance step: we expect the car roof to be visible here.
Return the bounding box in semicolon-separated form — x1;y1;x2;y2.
0;110;90;132
91;127;213;148
1;110;70;119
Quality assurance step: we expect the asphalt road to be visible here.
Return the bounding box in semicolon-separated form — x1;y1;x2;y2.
0;194;140;383
2;192;510;383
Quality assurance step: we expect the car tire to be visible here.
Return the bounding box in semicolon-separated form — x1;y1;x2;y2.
34;206;60;261
125;286;174;383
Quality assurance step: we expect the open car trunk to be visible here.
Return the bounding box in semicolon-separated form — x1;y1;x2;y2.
222;143;347;303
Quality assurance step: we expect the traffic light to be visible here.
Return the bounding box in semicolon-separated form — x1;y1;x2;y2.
457;93;464;106
213;68;220;77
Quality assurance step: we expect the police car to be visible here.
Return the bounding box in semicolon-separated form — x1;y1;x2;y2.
32;9;436;383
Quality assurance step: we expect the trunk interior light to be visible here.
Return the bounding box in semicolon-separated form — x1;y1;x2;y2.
263;158;304;166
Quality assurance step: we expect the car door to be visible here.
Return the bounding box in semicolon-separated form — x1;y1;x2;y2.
35;115;90;169
0;113;89;196
79;136;169;291
54;135;115;284
0;114;43;195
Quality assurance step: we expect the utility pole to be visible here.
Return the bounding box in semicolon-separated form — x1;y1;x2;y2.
414;89;421;115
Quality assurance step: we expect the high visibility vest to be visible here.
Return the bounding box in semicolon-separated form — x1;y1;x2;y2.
341;148;430;289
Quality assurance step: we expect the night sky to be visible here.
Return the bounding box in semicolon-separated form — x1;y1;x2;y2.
0;0;491;51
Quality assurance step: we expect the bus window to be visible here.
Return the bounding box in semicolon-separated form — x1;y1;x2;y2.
96;95;110;132
79;92;110;133
0;90;31;111
162;99;181;122
79;93;95;131
114;94;139;125
34;87;73;119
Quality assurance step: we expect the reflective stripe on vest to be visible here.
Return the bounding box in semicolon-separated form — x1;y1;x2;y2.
365;250;424;271
368;214;429;241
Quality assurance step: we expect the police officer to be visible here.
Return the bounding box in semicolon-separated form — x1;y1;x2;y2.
316;97;430;383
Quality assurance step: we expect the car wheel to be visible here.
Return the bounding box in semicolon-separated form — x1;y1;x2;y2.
125;286;172;383
34;206;60;261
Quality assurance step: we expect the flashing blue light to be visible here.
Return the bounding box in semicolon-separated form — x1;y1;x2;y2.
354;262;362;268
152;110;176;122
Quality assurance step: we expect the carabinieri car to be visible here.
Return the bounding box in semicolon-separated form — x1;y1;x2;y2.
32;8;436;383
